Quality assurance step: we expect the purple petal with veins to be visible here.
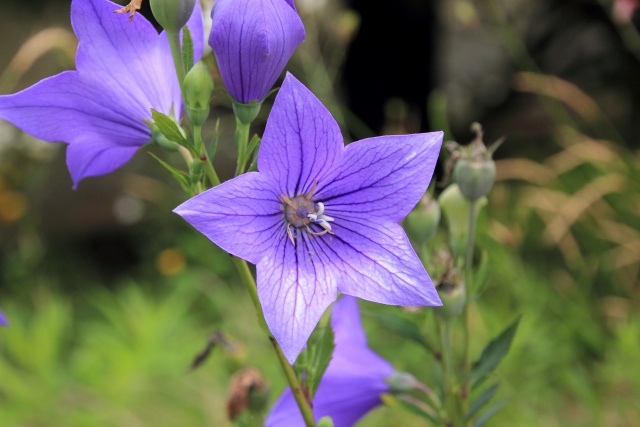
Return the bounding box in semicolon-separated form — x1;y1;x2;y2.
174;73;443;363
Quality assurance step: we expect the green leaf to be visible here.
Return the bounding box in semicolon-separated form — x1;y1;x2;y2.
470;317;521;389
471;250;490;298
381;394;439;425
370;311;434;354
148;152;192;195
307;324;335;399
473;398;508;427
208;118;221;161
243;134;261;167
182;26;194;74
466;383;499;421
150;109;190;149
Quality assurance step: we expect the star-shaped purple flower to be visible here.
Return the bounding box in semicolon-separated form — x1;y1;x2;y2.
266;296;394;427
209;0;305;104
0;0;203;188
174;73;442;363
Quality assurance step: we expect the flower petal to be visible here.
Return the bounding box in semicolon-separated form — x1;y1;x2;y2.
72;0;178;118
258;232;338;363
0;310;7;327
258;73;344;197
0;72;149;188
66;141;138;187
316;219;441;306
317;132;443;223
209;0;305;103
173;172;283;265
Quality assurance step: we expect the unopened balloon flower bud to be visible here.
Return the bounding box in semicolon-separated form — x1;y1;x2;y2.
404;193;441;243
450;122;503;201
454;158;496;201
433;275;466;320
439;184;486;258
184;61;214;126
150;0;196;33
386;371;420;394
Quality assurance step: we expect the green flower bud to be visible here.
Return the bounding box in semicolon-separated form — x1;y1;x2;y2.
317;417;335;427
438;184;486;258
447;122;503;202
433;277;466;320
404;193;441;243
150;123;180;151
386;371;420;394
454;158;496;201
150;0;196;33
184;61;214;126
232;101;262;125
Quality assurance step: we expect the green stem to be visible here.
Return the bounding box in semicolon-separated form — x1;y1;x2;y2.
440;319;456;425
193;124;220;187
167;30;186;97
234;116;251;175
461;199;478;418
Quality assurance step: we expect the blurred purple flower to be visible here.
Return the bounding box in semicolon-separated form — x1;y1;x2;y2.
266;296;394;427
174;73;442;363
0;310;7;327
209;0;305;104
0;0;203;188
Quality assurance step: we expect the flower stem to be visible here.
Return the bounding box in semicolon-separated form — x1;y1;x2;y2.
234;116;251;175
461;199;478;418
166;30;186;97
193;124;220;187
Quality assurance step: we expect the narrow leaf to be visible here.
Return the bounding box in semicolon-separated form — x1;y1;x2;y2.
182;26;194;74
151;109;190;148
473;398;508;427
370;311;434;354
381;394;439;425
208;118;221;161
307;325;335;398
466;383;499;421
471;317;521;389
148;152;192;195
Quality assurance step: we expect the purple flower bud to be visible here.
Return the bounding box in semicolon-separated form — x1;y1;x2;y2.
209;0;305;104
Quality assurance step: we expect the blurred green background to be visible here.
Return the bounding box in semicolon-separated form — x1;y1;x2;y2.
1;0;639;426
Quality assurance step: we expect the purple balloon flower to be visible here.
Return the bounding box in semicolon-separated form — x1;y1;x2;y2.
174;73;442;363
0;0;204;188
266;296;394;427
209;0;305;104
0;310;7;327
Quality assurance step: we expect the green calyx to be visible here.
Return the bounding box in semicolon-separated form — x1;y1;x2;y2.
232;101;262;125
150;0;196;33
183;61;214;126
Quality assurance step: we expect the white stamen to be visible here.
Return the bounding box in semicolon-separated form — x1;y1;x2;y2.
307;202;334;233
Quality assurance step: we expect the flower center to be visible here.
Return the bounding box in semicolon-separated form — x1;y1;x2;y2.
280;180;335;245
283;195;316;228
